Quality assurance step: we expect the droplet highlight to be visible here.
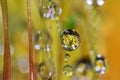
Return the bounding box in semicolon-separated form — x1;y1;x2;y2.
64;54;71;63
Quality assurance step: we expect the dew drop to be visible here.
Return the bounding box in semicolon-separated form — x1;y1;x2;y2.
64;54;71;63
63;65;73;77
17;58;29;73
61;29;81;51
34;31;52;52
38;59;55;79
95;54;107;74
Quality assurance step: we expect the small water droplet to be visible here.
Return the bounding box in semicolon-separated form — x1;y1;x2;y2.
61;29;81;51
95;54;107;74
63;65;73;77
17;58;29;73
34;31;52;52
38;59;55;79
41;0;62;20
65;54;71;62
75;58;92;75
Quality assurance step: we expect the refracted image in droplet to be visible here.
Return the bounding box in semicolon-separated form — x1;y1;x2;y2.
61;29;81;51
63;65;73;77
64;54;71;63
95;54;107;74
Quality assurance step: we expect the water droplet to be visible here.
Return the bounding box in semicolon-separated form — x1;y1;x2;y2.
75;58;92;75
44;4;62;20
17;58;29;73
34;31;52;52
64;54;71;62
86;0;93;5
38;61;55;79
95;54;107;74
97;0;104;6
61;29;80;51
63;65;73;77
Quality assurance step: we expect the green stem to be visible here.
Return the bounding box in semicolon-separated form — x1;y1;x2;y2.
0;0;11;80
27;0;35;80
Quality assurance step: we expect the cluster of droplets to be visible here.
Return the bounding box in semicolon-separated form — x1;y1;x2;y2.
94;54;107;74
41;0;62;20
34;31;52;52
62;29;81;78
86;0;104;6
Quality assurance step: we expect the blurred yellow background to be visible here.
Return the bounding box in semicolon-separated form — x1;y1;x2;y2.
102;0;120;80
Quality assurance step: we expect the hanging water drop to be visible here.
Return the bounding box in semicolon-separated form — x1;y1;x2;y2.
61;29;81;51
63;65;73;77
94;54;107;74
64;54;71;63
34;31;52;52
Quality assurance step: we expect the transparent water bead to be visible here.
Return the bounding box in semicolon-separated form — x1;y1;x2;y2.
95;54;107;74
65;54;71;63
75;58;92;75
34;31;52;52
63;65;73;77
38;59;55;79
44;4;62;20
61;29;80;51
17;58;29;73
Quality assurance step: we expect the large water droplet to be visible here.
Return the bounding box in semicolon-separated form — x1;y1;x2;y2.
63;65;73;77
64;54;71;63
95;54;107;74
61;29;81;51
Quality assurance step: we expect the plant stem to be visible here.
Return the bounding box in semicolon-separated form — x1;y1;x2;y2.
27;0;35;80
0;0;11;80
